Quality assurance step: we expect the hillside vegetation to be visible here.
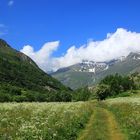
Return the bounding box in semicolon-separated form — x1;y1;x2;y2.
72;73;140;102
0;39;72;102
95;73;136;100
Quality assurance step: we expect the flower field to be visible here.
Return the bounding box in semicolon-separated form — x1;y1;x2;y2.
0;95;140;140
104;96;140;140
0;102;94;140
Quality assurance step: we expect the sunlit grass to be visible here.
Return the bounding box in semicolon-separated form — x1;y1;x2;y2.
0;102;94;140
104;95;140;140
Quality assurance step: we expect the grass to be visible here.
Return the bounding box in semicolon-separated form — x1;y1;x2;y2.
78;107;110;140
78;106;125;140
0;102;94;140
104;95;140;140
0;91;140;140
78;91;140;140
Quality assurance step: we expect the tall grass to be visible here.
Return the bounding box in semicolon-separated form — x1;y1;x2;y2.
104;97;140;140
0;102;94;140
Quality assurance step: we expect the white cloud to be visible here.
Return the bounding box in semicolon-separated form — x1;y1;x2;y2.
20;28;140;72
20;41;59;72
8;0;14;6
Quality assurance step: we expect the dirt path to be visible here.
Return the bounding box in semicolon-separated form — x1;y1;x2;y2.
78;107;126;140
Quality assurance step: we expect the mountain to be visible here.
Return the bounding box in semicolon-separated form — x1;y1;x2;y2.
51;52;140;89
0;39;71;102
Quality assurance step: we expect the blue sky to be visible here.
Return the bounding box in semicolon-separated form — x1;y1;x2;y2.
1;0;140;71
0;0;140;52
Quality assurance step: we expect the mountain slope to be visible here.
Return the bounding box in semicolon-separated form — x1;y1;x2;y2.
51;52;140;89
0;39;71;102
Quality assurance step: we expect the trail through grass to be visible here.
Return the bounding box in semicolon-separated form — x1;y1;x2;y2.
0;94;140;140
104;95;140;140
78;107;126;140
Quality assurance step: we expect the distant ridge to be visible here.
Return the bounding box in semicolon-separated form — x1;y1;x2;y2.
51;52;140;89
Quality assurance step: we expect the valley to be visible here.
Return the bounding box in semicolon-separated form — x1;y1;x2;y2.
0;91;140;140
0;39;140;139
1;0;140;139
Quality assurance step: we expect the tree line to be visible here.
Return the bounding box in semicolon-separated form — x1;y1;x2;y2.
0;73;139;102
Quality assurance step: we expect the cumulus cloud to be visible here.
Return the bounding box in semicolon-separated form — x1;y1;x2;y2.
20;28;140;72
8;0;14;6
20;41;59;71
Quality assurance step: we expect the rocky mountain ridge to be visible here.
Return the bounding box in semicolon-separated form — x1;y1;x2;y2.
51;52;140;89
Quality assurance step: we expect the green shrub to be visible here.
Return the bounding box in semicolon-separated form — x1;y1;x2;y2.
96;74;136;100
96;84;111;100
72;87;91;101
